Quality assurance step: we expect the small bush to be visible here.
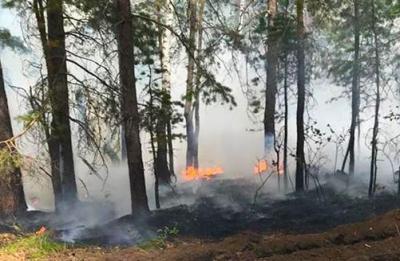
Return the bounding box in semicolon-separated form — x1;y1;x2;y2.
139;226;179;250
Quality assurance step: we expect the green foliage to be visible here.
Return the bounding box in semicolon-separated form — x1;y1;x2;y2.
0;148;22;175
322;0;399;90
388;1;400;17
0;28;26;52
240;1;298;118
139;226;179;250
1;234;65;259
0;0;23;8
66;0;113;30
15;110;41;128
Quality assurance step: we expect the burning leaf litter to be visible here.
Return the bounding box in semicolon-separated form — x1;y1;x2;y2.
254;160;269;175
35;226;47;236
181;166;224;181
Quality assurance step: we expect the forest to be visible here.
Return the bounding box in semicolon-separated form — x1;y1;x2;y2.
1;0;400;260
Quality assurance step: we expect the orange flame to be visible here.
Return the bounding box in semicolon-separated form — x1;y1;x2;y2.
35;226;47;236
254;160;285;176
254;160;269;175
182;166;224;181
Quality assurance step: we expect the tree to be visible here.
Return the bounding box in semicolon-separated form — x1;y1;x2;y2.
264;0;278;158
279;0;296;192
114;0;149;214
0;29;27;215
5;0;81;211
155;0;174;184
184;0;198;169
367;0;399;197
193;0;206;169
46;0;77;211
341;0;361;176
368;0;382;197
0;61;26;216
316;0;398;190
295;0;306;192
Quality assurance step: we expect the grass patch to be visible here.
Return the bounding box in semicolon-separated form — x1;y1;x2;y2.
139;226;179;250
1;234;66;259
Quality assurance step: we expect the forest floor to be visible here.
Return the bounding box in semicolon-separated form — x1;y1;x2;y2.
1;176;400;260
1;208;400;260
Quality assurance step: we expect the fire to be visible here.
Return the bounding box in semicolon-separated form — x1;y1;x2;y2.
254;160;269;175
35;226;47;236
254;160;284;175
182;166;224;181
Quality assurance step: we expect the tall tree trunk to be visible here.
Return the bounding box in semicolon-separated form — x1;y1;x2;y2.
162;0;175;178
0;60;26;216
155;0;172;184
167;122;175;177
283;52;289;192
341;0;360;176
369;0;380;197
283;0;290;193
184;0;197;168
193;0;206;169
264;0;278;159
33;0;59;202
154;97;170;186
163;0;175;178
121;127;127;161
114;0;149;213
46;0;77;211
148;80;160;209
295;0;306;192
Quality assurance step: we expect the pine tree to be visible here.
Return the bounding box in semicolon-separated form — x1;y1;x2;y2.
0;29;27;214
295;0;306;192
114;0;149;214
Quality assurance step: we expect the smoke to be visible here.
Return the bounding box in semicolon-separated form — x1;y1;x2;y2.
3;4;400;246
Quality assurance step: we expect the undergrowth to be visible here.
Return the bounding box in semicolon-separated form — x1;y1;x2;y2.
139;226;179;250
1;233;66;259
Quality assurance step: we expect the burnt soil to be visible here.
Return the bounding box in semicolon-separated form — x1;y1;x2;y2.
148;180;400;239
48;208;400;260
68;177;400;246
3;176;400;260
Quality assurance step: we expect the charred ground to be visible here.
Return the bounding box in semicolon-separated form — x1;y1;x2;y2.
17;176;400;246
1;176;400;260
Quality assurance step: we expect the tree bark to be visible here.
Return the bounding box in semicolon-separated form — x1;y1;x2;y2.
163;2;174;175
341;0;360;176
114;0;149;213
264;0;278;157
0;60;26;216
162;6;175;175
283;52;289;192
369;0;380;197
154;110;170;184
283;0;290;192
32;0;51;147
184;0;197;168
167;122;175;177
148;82;160;209
155;0;172;184
46;0;77;211
295;0;306;192
193;0;206;169
121;126;127;161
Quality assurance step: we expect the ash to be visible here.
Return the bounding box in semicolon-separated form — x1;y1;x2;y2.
17;176;400;246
